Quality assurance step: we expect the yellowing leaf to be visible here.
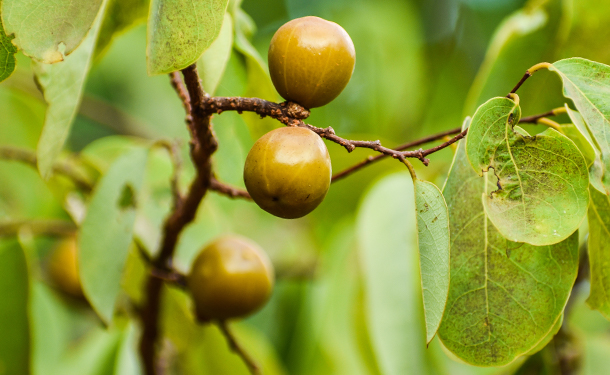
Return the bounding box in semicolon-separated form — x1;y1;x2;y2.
147;0;229;75
465;96;589;246
1;0;103;63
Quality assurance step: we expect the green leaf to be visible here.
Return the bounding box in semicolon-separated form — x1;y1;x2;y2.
233;8;279;138
439;123;580;366
357;174;438;375
79;147;149;324
197;13;233;95
550;58;610;196
147;0;229;75
0;13;18;83
114;323;142;375
563;106;604;193
0;240;29;375
465;96;589;246
414;179;450;344
94;0;149;59
1;0;103;63
587;186;610;319
34;3;106;180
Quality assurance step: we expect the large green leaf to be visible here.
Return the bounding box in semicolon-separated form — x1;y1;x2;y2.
1;0;103;63
587;186;610;319
439;122;580;366
0;13;17;83
0;240;29;375
79;147;149;324
197;13;233;95
414;179;450;344
357;174;439;375
550;58;610;195
34;2;106;180
465;96;589;246
147;0;229;75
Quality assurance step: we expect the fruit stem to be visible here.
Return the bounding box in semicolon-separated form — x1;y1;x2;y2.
508;62;551;96
217;320;261;375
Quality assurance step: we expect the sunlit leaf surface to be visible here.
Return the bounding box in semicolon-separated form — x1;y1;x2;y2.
1;0;103;63
587;187;610;320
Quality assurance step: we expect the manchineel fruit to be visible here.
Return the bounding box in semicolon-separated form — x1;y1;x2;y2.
268;16;356;109
188;236;274;322
243;126;332;219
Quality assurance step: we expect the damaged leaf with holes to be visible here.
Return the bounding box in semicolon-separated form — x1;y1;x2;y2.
439;119;579;366
465;96;589;246
79;147;149;324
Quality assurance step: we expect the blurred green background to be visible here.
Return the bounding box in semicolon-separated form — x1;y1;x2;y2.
2;0;610;374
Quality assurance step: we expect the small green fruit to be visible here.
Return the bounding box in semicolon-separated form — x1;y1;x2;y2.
244;127;332;219
188;236;274;321
268;16;356;109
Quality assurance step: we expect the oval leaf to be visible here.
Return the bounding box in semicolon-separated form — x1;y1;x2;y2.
0;14;18;83
439;126;579;366
414;179;450;344
1;0;103;63
587;186;610;320
79;147;149;324
0;240;29;375
34;3;106;179
357;174;438;375
465;96;589;246
551;58;610;195
147;0;229;75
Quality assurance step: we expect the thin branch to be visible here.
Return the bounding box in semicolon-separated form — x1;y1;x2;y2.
332;127;462;182
140;65;218;375
0;146;93;192
217;320;261;375
508;62;552;95
210;177;251;200
149;268;188;290
0;219;77;237
518;107;568;124
169;72;193;128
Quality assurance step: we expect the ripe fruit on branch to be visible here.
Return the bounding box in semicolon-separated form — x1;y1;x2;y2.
188;236;274;322
268;16;356;109
244;127;332;219
48;237;83;298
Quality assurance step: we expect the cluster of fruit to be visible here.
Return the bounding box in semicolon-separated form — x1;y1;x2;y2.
49;16;355;323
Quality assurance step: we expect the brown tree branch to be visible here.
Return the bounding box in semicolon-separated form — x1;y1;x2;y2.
332;127;462;182
0;219;77;237
210;177;252;200
0;146;93;192
140;64;218;375
154;140;185;209
217;320;261;375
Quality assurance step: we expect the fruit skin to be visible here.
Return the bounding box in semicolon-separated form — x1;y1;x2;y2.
244;126;332;219
188;236;274;322
268;16;356;109
48;237;84;298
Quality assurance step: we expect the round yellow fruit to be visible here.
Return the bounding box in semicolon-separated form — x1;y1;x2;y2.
48;237;83;298
244;127;332;219
268;16;356;109
188;236;274;322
